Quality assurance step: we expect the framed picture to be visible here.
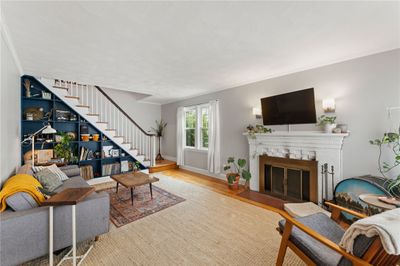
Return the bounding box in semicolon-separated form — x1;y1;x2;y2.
111;149;120;158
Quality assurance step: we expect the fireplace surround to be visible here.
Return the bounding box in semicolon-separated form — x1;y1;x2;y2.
244;131;349;203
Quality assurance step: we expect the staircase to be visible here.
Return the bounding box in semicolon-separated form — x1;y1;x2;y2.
39;77;156;168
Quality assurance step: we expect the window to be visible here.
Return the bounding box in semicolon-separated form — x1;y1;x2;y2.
184;104;209;150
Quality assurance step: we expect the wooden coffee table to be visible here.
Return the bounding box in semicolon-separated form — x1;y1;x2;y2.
111;171;159;205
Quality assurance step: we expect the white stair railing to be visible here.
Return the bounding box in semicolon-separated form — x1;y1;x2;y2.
53;79;156;167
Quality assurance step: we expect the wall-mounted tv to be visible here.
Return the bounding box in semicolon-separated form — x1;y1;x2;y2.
261;88;317;125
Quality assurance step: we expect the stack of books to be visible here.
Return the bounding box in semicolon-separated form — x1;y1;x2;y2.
79;147;95;161
102;163;121;175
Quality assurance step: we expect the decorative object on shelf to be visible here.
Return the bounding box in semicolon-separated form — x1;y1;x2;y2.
37;149;54;164
69;114;77;121
41;91;51;100
151;119;167;161
24;79;31;97
332;127;342;134
94;151;101;159
55;110;71;121
80;124;89;134
24;107;44;120
102;146;113;158
320;163;335;202
81;134;90;142
322;98;335;113
246;124;272;138
133;161;141;172
111;149;120;158
102;135;108;141
92;134;99;141
121;152;126;157
66;131;77;141
26;113;34;120
121;160;129;172
54;132;73;163
21;124;57;167
337;123;348;133
317;115;336;133
223;157;251;190
369;131;400;198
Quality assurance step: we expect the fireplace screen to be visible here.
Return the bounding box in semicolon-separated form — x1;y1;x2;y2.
264;165;311;202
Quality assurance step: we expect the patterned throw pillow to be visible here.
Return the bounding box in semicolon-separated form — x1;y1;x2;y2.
32;164;69;181
34;168;63;192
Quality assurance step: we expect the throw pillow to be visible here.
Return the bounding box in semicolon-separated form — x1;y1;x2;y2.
32;164;69;181
5;192;38;211
34;168;63;192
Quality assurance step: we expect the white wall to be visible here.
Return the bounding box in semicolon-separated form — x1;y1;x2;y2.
102;88;161;132
0;29;21;184
161;49;400;179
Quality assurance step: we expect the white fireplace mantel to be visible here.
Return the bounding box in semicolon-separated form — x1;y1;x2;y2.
244;131;349;203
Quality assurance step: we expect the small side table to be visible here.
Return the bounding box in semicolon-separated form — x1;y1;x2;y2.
359;194;397;211
42;187;95;266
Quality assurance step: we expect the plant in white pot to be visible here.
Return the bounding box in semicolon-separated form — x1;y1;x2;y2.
317;115;337;133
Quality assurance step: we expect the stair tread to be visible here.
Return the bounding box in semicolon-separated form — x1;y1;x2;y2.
76;104;90;108
53;86;69;90
113;136;124;138
87;113;100;116
96;122;108;124
105;129;116;131
65;95;79;99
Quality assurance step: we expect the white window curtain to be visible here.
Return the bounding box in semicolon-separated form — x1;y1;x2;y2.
207;100;220;174
176;106;185;165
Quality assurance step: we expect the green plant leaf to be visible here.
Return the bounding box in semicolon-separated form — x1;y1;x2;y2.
237;158;246;168
227;157;234;163
241;170;251;181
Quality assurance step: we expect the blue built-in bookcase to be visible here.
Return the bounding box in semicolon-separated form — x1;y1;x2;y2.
21;75;142;177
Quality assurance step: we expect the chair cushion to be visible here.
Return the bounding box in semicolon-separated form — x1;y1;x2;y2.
337;235;377;266
54;176;89;193
279;212;345;266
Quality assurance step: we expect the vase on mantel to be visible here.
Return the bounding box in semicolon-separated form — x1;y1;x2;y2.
324;124;337;133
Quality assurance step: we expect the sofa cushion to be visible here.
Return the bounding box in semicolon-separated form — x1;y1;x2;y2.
59;165;80;178
32;164;69;181
34;168;63;192
55;176;90;193
279;212;345;266
5;192;38;211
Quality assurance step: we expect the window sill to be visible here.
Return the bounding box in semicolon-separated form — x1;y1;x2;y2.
184;147;208;153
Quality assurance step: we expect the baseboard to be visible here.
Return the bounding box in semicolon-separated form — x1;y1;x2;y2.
179;165;225;181
163;155;176;161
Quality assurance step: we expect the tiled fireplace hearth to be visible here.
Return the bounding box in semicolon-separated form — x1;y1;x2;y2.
244;131;349;204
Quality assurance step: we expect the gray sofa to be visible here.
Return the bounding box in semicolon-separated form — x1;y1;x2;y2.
0;165;110;266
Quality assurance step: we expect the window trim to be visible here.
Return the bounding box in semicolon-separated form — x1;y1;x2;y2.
184;103;209;151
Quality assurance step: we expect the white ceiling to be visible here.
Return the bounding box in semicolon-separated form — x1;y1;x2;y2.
2;1;400;104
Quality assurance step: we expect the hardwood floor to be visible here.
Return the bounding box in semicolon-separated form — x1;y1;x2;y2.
160;168;286;212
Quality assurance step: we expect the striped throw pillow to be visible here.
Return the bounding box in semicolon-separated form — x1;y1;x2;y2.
32;164;69;181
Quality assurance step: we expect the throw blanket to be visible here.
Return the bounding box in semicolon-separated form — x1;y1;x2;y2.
339;208;400;255
0;174;45;212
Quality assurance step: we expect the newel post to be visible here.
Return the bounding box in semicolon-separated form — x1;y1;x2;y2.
150;135;156;167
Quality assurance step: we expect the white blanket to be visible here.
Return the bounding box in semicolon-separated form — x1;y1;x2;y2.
339;208;400;255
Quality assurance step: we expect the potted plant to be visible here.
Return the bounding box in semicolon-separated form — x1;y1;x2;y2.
370;131;400;198
151;119;167;161
223;157;252;190
132;161;142;172
317;115;337;133
54;132;73;162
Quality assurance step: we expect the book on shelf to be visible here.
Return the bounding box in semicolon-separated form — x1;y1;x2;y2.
80;147;97;161
102;162;121;175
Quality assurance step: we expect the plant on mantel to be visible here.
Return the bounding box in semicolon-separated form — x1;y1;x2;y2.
223;157;252;190
246;124;272;138
370;131;400;198
317;115;337;133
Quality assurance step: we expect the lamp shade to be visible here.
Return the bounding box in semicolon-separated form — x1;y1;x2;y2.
42;125;57;134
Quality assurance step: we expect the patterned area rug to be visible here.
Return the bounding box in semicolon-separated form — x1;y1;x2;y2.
103;185;185;227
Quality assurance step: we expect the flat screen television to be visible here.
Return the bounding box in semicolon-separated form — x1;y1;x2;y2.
261;88;317;125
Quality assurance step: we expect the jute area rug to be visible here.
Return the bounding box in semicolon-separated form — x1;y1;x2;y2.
25;174;304;265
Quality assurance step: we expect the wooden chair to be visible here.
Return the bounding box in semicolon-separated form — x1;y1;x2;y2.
276;201;399;266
